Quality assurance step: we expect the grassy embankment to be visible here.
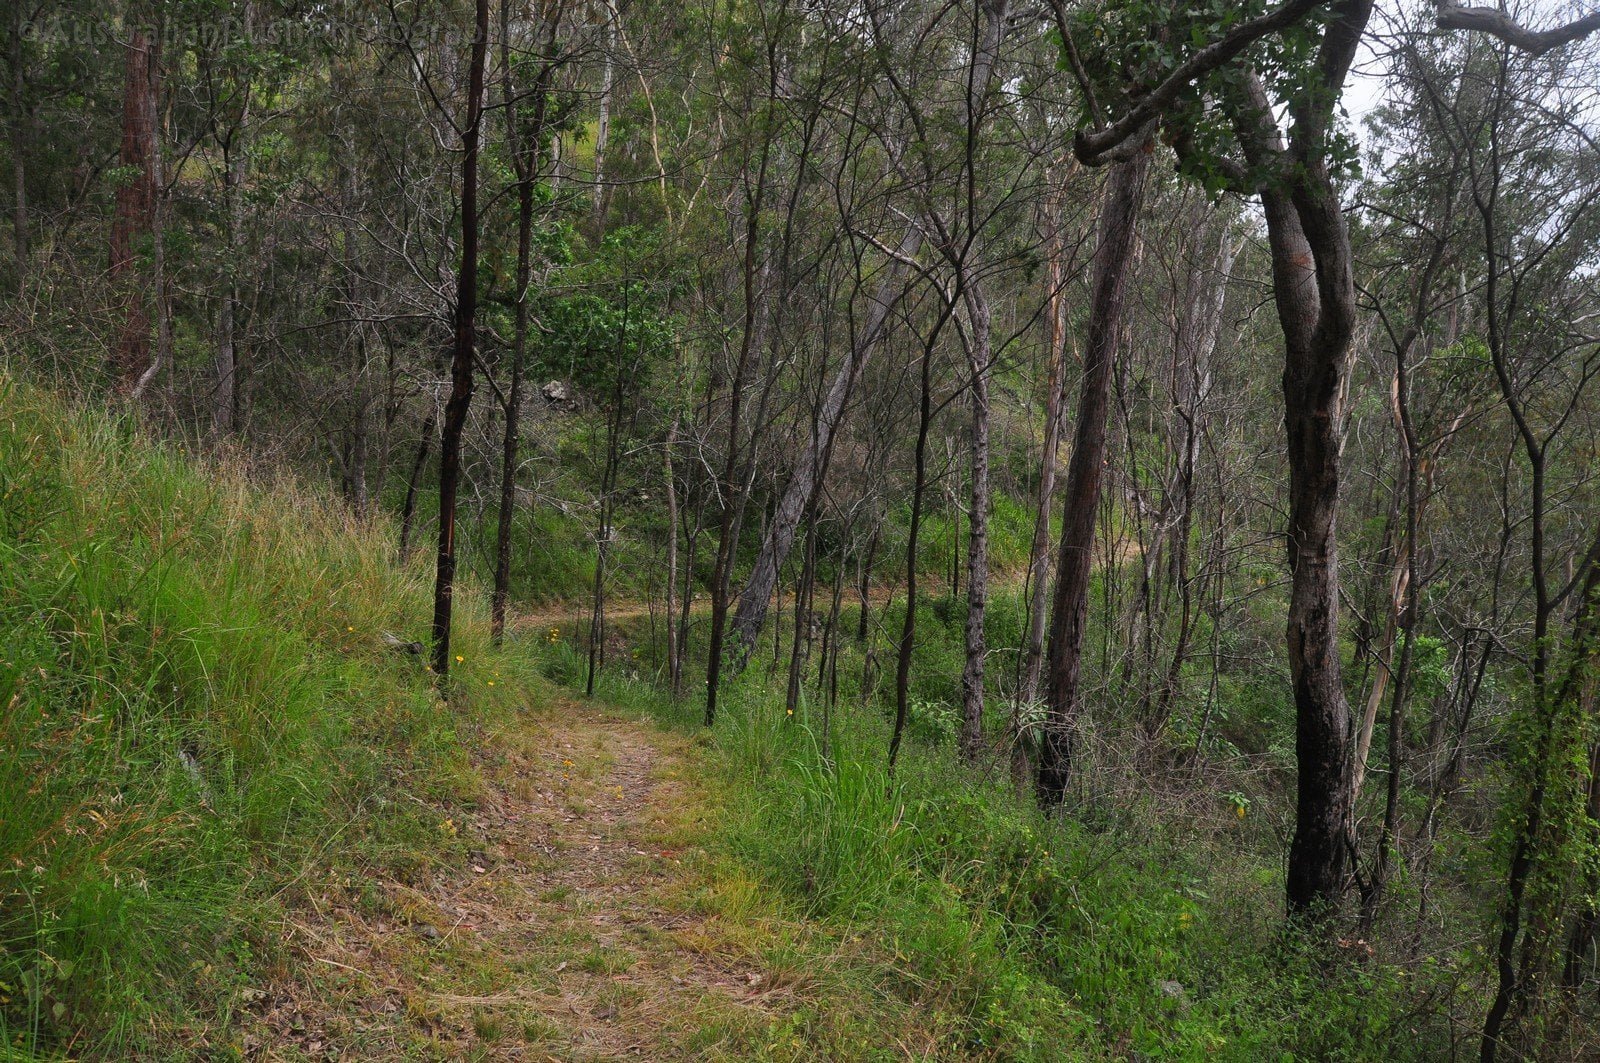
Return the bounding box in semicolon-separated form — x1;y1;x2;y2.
0;377;542;1056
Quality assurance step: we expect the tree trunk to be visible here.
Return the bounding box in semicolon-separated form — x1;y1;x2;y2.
141;110;171;407
8;2;29;299
703;142;775;725
110;29;158;394
1210;62;1364;919
430;0;489;681
1153;229;1233;727
1361;327;1422;929
211;2;253;438
727;224;922;670
1018;217;1070;712
1271;201;1356;919
890;293;958;768
340;149;371;516
1035;140;1152;806
214;141;244;437
890;351;933;770
491;9;553;642
592;3;615;225
490;169;533;642
959;280;994;762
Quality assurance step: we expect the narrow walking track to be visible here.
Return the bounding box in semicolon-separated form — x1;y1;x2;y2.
244;697;798;1060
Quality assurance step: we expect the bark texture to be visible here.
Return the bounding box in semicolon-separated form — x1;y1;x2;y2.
1036;140;1152;806
430;0;490;680
726;224;922;671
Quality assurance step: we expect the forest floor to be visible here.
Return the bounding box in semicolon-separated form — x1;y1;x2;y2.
243;696;825;1061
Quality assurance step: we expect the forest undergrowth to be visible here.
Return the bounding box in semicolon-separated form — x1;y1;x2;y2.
0;381;1580;1060
539;633;1500;1061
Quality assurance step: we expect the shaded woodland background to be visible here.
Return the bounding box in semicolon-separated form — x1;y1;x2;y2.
6;0;1600;1058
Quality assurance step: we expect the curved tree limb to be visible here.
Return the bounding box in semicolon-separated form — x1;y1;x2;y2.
1072;0;1330;165
1437;1;1600;56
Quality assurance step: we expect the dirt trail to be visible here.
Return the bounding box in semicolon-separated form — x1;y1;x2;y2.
247;698;794;1060
512;578;951;642
511;536;1146;637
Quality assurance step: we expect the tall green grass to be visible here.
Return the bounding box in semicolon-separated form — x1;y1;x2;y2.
0;378;532;1057
538;622;1473;1061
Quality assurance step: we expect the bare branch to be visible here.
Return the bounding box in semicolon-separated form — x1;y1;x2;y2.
1436;1;1600;56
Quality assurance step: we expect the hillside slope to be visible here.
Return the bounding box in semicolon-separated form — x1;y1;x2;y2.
0;380;1496;1061
0;378;538;1056
0;380;933;1061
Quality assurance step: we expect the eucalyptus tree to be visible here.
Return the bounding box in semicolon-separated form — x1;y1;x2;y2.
109;21;161;395
1039;0;1377;923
